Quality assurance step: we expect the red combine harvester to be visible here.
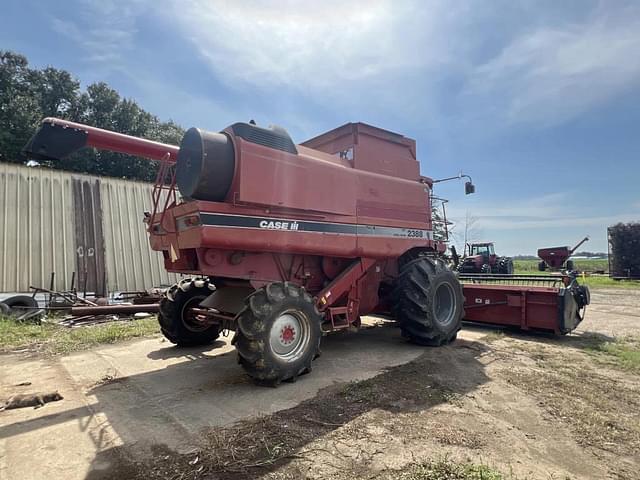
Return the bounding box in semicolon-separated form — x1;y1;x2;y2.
538;236;589;271
24;118;589;384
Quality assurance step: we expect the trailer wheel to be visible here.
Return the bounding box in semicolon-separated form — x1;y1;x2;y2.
233;282;322;385
158;279;220;346
393;257;463;346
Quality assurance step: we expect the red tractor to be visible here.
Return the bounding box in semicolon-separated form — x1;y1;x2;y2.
24;118;472;385
457;242;513;274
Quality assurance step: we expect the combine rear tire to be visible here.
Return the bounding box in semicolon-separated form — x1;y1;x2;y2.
233;282;322;385
393;257;464;346
158;279;220;346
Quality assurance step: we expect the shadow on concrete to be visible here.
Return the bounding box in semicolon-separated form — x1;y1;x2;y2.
0;325;493;480
80;327;492;479
146;339;227;360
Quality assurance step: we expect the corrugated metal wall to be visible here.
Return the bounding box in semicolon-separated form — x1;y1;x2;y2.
0;162;178;293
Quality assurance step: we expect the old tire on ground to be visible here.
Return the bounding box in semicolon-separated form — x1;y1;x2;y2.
0;302;10;316
158;278;220;346
2;295;39;316
233;282;322;385
393;257;464;346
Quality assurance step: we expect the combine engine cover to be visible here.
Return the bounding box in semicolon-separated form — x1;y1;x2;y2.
150;121;439;275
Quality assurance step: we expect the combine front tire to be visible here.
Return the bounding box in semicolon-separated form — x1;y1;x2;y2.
158;279;220;346
233;282;322;385
393;257;464;346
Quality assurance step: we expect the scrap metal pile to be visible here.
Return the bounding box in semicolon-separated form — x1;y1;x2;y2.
0;273;164;326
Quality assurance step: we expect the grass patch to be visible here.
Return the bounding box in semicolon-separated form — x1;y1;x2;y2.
578;276;640;289
393;459;504;480
585;336;640;372
513;259;640;289
514;258;608;273
0;316;160;355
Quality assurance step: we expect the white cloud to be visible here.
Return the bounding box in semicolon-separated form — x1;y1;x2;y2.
51;0;145;67
163;0;457;91
464;5;640;126
48;0;640;131
448;192;638;231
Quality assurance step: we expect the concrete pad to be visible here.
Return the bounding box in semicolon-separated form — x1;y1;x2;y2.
1;321;470;479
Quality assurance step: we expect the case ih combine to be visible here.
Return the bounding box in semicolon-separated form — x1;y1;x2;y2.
24;117;590;385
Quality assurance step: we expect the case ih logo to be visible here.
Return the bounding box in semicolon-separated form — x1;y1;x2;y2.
259;220;300;231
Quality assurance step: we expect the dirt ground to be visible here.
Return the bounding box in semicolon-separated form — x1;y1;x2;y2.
1;288;639;479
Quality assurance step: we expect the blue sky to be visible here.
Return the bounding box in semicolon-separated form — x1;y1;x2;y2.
3;0;639;254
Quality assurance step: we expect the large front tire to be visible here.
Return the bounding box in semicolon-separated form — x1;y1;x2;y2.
393;257;464;346
233;282;322;385
158;278;220;346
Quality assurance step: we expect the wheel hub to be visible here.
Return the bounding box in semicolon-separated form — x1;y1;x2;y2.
280;325;296;344
269;311;310;362
433;282;456;328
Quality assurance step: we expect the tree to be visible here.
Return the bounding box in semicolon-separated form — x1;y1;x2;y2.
450;211;482;255
0;51;43;163
0;50;184;181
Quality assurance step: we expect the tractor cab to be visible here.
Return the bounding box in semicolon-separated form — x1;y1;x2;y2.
468;242;495;258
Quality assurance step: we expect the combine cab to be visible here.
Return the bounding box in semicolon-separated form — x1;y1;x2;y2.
458;242;513;274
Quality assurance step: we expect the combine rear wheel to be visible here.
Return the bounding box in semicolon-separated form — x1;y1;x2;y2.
158;278;220;346
233;282;322;385
393;257;463;346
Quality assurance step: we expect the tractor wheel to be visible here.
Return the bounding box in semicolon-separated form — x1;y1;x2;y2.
538;261;547;272
498;257;514;274
393;257;464;346
566;260;575;271
233;282;322;385
158;278;220;346
481;264;491;274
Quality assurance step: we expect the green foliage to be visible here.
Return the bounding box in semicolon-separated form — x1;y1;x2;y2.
0;50;184;181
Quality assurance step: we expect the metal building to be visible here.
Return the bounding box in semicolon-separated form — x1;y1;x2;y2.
0;162;178;293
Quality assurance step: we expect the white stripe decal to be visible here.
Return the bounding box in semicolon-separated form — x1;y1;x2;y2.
195;213;433;240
